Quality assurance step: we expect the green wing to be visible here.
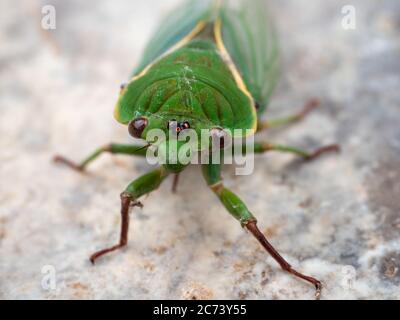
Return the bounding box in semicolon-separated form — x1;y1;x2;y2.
219;0;280;114
130;0;278;117
132;0;215;76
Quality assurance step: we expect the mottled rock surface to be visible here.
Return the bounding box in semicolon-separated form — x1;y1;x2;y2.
1;0;399;299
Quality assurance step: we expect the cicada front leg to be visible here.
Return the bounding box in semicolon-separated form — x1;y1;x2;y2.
202;163;322;299
53;143;148;172
90;167;169;264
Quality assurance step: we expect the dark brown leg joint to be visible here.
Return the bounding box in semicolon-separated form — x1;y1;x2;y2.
296;98;320;121
305;144;340;161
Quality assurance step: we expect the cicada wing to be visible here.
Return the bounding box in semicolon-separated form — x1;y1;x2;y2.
219;0;280;114
132;0;215;76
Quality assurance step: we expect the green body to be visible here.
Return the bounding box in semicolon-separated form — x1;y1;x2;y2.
116;40;254;135
115;0;279;137
55;0;338;296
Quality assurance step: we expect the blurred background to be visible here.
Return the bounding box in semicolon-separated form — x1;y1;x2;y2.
0;0;399;299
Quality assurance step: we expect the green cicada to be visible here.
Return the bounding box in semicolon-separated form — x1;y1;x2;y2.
55;0;339;298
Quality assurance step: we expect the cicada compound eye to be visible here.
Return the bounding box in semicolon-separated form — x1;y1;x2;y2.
128;117;148;139
210;127;231;149
182;121;190;130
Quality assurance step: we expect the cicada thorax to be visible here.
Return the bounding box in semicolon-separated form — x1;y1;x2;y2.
122;0;279;127
115;38;257;137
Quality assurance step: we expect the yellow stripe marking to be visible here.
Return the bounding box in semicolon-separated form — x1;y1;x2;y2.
115;21;207;122
131;21;207;82
213;18;257;134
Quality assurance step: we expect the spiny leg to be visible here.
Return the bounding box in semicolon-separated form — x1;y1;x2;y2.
202;163;322;299
54;143;148;172
257;98;320;131
244;142;340;161
90;166;169;264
